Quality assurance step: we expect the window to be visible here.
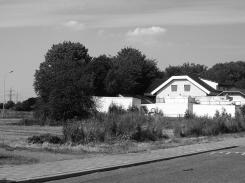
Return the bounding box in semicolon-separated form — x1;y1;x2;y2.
171;85;177;92
184;85;191;91
156;98;165;103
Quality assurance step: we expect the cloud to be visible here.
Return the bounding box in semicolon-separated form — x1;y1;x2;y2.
125;26;167;46
63;20;85;31
127;26;166;36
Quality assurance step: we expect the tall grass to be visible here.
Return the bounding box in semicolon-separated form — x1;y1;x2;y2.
174;111;245;137
63;112;169;144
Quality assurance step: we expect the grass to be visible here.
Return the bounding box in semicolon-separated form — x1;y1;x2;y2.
0;108;245;165
0;153;38;166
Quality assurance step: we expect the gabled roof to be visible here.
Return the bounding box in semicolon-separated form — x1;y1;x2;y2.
150;75;220;95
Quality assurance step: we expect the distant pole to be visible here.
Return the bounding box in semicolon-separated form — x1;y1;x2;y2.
2;71;13;118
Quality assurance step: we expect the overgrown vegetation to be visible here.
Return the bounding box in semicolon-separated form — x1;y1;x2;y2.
174;111;245;137
62;112;167;144
27;134;63;144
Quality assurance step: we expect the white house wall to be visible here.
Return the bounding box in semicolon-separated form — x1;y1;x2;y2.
94;97;141;113
155;79;207;99
192;104;236;117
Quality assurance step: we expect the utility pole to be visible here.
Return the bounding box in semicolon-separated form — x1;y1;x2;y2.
9;88;13;102
2;71;13;118
15;89;19;103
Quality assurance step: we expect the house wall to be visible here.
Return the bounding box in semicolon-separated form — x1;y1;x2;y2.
94;97;141;113
155;79;207;100
192;104;236;117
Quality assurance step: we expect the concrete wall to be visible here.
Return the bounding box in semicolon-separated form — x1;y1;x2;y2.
230;96;245;106
192;104;236;117
156;79;207;99
94;97;141;113
195;96;233;105
142;103;189;117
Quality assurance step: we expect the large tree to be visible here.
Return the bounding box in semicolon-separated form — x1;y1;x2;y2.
105;47;161;95
34;41;94;121
86;55;113;96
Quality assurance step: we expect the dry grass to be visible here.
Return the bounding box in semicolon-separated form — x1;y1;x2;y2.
0;153;38;166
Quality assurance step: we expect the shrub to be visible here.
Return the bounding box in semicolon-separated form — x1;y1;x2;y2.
62;112;168;144
174;111;245;137
27;134;63;144
184;110;195;119
108;104;126;114
241;105;245;116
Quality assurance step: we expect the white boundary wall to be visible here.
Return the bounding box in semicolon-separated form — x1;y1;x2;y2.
192;104;236;117
94;97;141;113
142;103;189;117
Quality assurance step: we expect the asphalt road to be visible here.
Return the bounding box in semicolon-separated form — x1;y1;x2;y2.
46;146;245;183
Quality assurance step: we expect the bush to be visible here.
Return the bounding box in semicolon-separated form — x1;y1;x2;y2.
62;112;168;144
27;134;63;144
174;111;245;137
241;105;245;116
108;104;126;115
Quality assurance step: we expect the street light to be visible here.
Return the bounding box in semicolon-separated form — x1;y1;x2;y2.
2;70;14;118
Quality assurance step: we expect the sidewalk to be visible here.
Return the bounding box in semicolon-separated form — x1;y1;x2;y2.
1;137;245;183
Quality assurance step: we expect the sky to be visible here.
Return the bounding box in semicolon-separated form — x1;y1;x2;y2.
0;0;245;101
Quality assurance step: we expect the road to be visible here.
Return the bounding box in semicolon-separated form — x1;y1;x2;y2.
46;146;245;183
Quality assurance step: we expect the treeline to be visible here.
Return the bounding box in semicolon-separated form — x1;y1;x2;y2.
33;41;245;121
0;97;37;111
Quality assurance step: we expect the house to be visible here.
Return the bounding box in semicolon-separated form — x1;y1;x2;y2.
142;75;237;117
95;75;243;117
148;75;220;100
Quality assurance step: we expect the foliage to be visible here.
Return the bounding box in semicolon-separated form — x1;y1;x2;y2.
241;105;245;116
108;104;127;115
174;111;245;137
184;110;195;119
27;133;63;144
62;112;168;144
105;47;161;95
14;97;37;111
205;61;245;88
86;55;113;96
165;62;207;78
5;101;15;109
34;41;95;121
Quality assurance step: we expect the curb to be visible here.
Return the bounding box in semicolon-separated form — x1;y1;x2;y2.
8;145;238;183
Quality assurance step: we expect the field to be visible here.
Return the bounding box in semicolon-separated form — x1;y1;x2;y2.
1;116;245;167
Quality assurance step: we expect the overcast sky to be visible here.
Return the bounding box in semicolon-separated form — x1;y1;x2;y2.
0;0;245;100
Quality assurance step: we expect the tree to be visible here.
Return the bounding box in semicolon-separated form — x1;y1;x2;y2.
205;61;245;88
14;97;37;111
105;47;161;95
165;62;208;78
5;101;15;109
86;55;113;96
34;41;94;121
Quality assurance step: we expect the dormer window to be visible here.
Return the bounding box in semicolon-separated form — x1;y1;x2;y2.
184;85;191;91
171;85;177;92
